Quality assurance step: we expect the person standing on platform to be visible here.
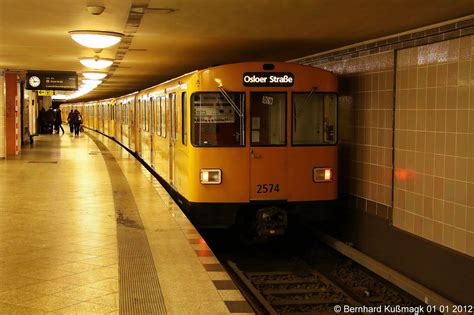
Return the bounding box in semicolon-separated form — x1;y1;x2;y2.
38;107;46;134
67;109;74;133
72;109;83;136
54;107;65;134
46;107;55;134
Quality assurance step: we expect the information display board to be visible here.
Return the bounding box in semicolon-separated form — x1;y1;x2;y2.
26;71;78;90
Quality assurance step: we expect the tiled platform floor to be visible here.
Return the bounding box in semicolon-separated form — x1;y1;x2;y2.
0;131;252;314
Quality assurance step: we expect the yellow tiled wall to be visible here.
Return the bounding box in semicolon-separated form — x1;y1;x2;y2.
393;36;474;256
320;52;394;208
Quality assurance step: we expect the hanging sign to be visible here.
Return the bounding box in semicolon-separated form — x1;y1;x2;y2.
26;71;78;90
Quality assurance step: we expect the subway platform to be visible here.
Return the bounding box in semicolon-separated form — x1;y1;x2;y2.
0;130;253;314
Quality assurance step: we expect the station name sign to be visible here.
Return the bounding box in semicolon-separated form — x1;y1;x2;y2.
243;72;294;87
26;71;78;91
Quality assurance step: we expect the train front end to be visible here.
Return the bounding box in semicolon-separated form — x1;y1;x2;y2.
185;62;338;236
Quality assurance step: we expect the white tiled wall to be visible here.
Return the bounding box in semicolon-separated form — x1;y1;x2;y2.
393;36;474;256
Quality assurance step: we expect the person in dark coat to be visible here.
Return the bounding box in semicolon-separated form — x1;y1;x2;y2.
72;109;82;136
67;109;74;133
54;108;64;134
38;107;47;134
45;107;55;134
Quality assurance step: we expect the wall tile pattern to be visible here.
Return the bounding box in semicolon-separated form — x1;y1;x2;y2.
318;53;394;213
294;17;474;256
393;36;474;256
297;17;474;67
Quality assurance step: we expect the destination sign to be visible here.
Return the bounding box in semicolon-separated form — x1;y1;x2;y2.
243;72;294;87
26;71;78;91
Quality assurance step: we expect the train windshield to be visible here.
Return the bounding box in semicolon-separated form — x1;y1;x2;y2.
292;93;337;145
250;92;286;146
192;92;245;146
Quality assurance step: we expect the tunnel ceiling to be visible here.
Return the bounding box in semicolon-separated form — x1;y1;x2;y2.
0;0;473;101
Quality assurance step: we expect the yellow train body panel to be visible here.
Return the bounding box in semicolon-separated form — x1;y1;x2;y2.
63;62;339;228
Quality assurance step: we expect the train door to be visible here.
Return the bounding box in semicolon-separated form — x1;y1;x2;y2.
98;104;102;132
169;93;177;186
130;98;136;152
104;103;109;135
249;92;288;200
114;102;120;140
150;97;155;165
136;98;143;156
122;101;129;148
110;102;115;138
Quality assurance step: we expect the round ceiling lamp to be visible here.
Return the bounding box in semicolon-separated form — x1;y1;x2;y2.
82;79;102;86
79;57;114;69
82;71;107;80
69;30;124;49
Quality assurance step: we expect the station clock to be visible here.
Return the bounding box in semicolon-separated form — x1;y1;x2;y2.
28;76;41;88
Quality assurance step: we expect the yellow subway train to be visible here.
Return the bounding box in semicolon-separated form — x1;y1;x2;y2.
63;62;338;236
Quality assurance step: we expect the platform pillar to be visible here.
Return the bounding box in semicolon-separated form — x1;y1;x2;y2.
5;72;20;156
0;71;5;158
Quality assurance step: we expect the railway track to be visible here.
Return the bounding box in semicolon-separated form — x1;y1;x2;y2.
206;228;429;315
227;260;362;314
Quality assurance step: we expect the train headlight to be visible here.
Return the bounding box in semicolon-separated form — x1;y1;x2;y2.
313;168;333;182
200;169;222;185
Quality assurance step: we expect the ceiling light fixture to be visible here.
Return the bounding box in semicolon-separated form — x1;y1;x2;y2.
69;30;124;49
82;79;102;86
87;5;105;15
82;71;107;80
79;57;114;69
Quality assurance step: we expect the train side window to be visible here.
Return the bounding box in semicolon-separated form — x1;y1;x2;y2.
250;92;286;146
127;102;130;125
153;98;156;135
139;100;142;129
191;92;245;147
140;99;144;130
136;100;140;128
122;103;126;124
182;92;187;145
150;98;154;134
292;93;337;145
161;96;167;138
148;99;151;132
157;98;162;136
131;100;135;127
146;99;150;131
141;99;144;130
144;99;148;131
170;93;177;141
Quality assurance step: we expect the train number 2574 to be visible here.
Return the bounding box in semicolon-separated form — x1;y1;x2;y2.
257;184;280;193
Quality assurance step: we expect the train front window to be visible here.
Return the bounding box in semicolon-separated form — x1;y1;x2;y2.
192;92;245;147
292;93;337;145
250;92;286;146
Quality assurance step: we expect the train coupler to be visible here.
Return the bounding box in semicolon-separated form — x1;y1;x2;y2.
256;207;287;237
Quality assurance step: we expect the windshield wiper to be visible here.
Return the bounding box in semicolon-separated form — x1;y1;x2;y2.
294;87;318;130
217;85;243;118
